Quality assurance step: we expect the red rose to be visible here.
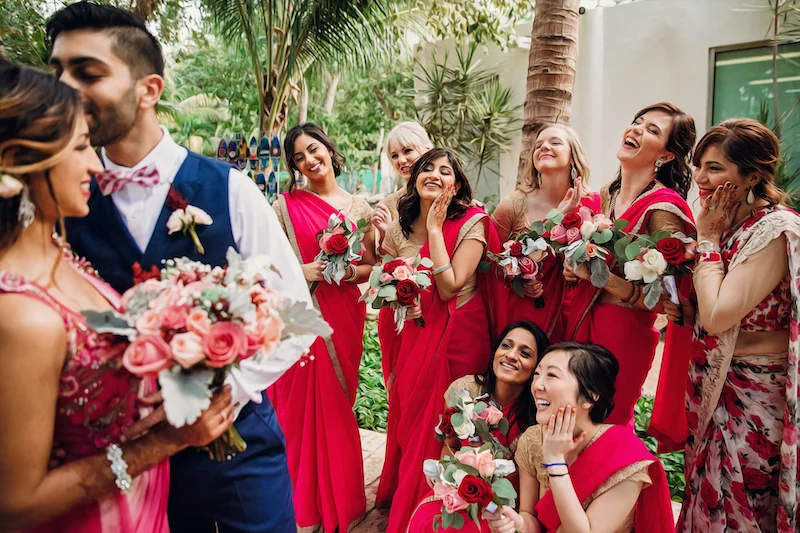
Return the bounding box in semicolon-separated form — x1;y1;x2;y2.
742;467;773;489
785;423;798;446
438;407;459;437
700;478;720;509
561;212;583;230
509;241;524;257
729;481;748;507
457;474;494;507
395;279;420;307
383;259;407;274
746;432;776;460
327;234;349;255
656;237;688;265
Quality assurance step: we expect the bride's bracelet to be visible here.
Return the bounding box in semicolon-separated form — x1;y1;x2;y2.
106;444;132;494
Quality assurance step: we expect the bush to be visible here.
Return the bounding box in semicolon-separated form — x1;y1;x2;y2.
354;318;388;432
634;395;685;502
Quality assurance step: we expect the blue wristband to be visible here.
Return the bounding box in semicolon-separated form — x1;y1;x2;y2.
543;462;568;468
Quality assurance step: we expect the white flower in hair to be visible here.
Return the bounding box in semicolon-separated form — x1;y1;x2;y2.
0;174;23;199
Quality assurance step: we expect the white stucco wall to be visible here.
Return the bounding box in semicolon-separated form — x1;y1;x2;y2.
418;0;774;201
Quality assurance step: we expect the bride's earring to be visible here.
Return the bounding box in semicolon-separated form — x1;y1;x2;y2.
17;185;35;229
746;187;756;205
654;159;663;173
570;165;577;181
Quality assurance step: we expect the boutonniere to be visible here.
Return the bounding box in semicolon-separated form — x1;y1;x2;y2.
165;186;212;254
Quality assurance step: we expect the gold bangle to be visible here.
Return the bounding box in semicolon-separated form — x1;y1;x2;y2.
346;265;360;282
431;263;452;275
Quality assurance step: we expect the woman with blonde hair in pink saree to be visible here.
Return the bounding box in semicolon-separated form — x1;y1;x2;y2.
562;102;696;429
663;118;800;532
0;62;234;533
268;122;377;533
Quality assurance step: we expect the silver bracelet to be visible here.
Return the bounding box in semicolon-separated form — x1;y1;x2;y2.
431;263;452;275
106;443;133;494
346;265;359;282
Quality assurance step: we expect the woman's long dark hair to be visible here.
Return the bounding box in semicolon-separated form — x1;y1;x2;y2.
283;123;345;192
475;321;550;432
397;148;473;238
609;102;696;199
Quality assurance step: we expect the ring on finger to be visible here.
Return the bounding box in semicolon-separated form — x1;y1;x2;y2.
708;204;717;211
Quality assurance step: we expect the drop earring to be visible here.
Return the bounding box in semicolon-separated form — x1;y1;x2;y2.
17;185;35;229
746;187;756;205
570;165;577;181
654;159;663;173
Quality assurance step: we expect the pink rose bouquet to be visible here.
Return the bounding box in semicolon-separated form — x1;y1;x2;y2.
539;206;616;288
311;212;368;295
423;442;517;530
485;231;550;308
83;248;331;460
360;254;433;333
435;389;510;454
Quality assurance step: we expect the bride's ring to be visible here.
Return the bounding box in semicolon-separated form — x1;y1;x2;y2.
708;204;717;211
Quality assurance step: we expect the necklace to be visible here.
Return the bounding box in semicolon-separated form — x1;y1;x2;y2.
610;179;657;221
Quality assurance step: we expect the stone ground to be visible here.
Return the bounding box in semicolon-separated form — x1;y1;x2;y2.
351;317;681;532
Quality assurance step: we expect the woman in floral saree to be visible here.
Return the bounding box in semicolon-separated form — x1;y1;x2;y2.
664;119;800;532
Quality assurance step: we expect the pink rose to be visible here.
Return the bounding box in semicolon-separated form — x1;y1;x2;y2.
380;272;394;283
260;315;283;349
454;449;479;469
550;224;568;244
243;321;267;359
319;233;334;253
475;404;503;426
161;305;189;331
503;261;521;278
203;322;248;368
392;265;412;280
592;214;613;232
585;242;599;258
249;285;271;306
331;225;346;235
170;332;205;368
518;257;538;279
565;227;581;244
577;206;593;223
149;285;183;310
434;483;469;513
122;335;173;378
186;308;212;337
474;449;497;477
135;310;162;336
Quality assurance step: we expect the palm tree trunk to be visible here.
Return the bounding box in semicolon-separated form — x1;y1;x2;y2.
298;75;309;124
322;72;341;113
517;0;580;180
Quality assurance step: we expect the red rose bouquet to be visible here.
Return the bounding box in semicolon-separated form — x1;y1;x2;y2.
360;254;433;333
613;229;696;309
311;212;368;295
435;388;510;454
485;232;550;308
82;248;331;460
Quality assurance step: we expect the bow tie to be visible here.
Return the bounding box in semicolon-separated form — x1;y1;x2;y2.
95;163;161;196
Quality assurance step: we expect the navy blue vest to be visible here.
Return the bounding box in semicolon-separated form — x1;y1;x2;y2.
66;152;238;294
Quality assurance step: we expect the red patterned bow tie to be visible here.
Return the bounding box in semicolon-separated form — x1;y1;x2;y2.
95;164;161;196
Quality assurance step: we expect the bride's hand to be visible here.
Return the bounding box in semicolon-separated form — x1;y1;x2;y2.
170;386;235;448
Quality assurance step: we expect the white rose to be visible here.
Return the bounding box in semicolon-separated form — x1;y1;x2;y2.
166;209;186;234
423;459;443;479
623;259;644;281
639;249;668;283
453;418;476;440
453;469;468;487
185;205;213;226
493;459;516;477
580;220;597;240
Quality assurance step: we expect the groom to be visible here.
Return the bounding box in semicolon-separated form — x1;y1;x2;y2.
47;3;308;532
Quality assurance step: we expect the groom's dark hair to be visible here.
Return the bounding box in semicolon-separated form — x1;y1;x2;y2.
46;1;164;78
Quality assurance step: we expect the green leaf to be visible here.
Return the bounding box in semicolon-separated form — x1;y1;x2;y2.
593;228;614;244
444;464;458;484
81;310;136;338
614;237;631;262
383;254;395;263
450;412;464;428
357;218;368;229
420;257;434;268
378;285;397;298
511;279;525;298
590;260;610;288
416;273;431;286
652;231;671;242
530;220;546;235
625;242;642;261
433;515;442;532
473;401;486;414
614;219;629;230
442;510;453;529
369;269;383;286
468;504;481;529
643;280;663;309
478;260;491;274
497;417;510;435
572;242;587;262
450;511;465;529
491;477;517;499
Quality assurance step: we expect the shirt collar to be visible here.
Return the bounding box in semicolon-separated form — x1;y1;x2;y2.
101;126;184;186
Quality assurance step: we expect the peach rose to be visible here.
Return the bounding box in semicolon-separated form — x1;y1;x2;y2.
331;225;346;235
585;242;599;259
203;322;248;368
550;224;568;244
122;335;173;378
434;483;469;513
593;214;613;232
392;265;412;280
243;321;266;359
170;332;205;368
161;305;189;331
474;450;497;477
565;227;581;244
503;261;521;278
135;310;162;336
186;308;212;337
260;315;283;349
249;285;271;306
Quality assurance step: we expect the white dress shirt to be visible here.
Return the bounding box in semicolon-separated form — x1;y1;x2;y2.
102;127;314;417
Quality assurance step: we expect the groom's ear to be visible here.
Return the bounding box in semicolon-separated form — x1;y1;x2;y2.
137;74;164;112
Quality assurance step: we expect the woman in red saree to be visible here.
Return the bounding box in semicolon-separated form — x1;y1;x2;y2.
0;64;231;533
485;342;675;533
406;321;550;533
376;148;496;533
372;122;434;388
563;102;696;427
492;124;600;342
269;123;376;532
662;120;800;532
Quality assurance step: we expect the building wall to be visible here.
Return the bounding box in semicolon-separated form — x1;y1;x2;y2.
418;0;773;202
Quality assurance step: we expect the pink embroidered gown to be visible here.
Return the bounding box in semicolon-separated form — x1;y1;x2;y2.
1;254;170;533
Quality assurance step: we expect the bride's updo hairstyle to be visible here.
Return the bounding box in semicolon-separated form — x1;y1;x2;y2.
0;60;81;249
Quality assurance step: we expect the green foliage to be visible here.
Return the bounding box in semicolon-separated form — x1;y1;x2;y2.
757;101;800;210
354;318;388;432
634;395;685;503
0;0;49;68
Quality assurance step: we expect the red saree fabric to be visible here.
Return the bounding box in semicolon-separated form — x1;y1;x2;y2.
267;190;366;532
378;208;494;533
563;188;694;426
379;305;400;389
534;425;675;533
406;400;524;533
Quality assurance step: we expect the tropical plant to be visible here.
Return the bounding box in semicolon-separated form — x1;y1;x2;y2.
415;43;520;189
354;318;388;432
634;395;685;503
0;0;49;68
517;0;580;179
